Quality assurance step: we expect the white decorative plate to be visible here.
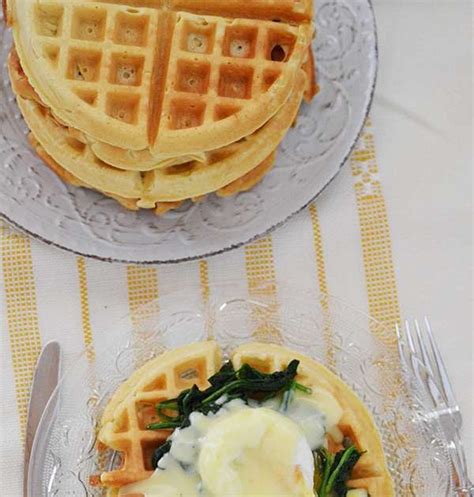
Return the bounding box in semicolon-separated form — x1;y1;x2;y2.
28;286;452;496
0;0;377;263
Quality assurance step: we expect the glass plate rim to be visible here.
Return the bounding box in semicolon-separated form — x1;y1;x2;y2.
28;288;452;496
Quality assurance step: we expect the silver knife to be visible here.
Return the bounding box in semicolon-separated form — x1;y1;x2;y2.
23;341;61;497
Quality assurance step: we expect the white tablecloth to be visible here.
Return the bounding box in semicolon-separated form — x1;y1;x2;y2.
0;0;472;494
371;0;472;464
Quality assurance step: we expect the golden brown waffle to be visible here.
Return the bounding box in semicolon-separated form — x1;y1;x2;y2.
7;49;41;102
15;70;306;204
216;150;276;197
8;48;205;173
152;11;311;155
98;342;222;488
232;343;395;496
28;131;278;214
28;133;144;211
7;0;316;213
169;0;313;23
8;0;313;154
19;50;280;213
91;144;208;172
8;46;312;176
97;341;394;495
140;71;305;204
87;43;316;172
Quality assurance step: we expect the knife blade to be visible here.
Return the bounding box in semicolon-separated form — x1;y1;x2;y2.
23;341;61;497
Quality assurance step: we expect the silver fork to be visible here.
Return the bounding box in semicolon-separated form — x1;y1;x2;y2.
396;318;473;497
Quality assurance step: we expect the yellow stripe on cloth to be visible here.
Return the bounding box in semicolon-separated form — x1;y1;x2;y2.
309;203;335;366
199;261;210;305
351;121;401;335
309;204;329;297
199;260;214;339
351;122;409;478
127;266;159;329
244;235;281;341
0;223;42;436
76;257;95;361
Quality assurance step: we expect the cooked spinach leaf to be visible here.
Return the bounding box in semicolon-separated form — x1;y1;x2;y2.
148;359;308;467
330;445;363;496
315;444;363;497
151;440;172;469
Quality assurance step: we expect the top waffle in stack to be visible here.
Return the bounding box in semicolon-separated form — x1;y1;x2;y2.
5;0;316;212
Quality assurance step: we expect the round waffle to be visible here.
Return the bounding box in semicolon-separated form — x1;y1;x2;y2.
91;143;208;172
28;131;277;214
7;0;313;154
16;70;306;205
96;341;394;496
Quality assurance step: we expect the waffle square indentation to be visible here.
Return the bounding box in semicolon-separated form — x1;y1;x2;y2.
42;44;60;66
262;68;281;91
175;60;211;94
173;358;208;388
265;29;296;62
169;99;206;130
34;4;64;37
218;65;254;99
74;88;98;106
113;11;150;47
106;93;140;124
66;49;102;82
142;440;162;471
143;374;167;392
136;402;165;430
223;25;258;59
109;54;145;86
214;104;241;121
71;6;107;41
180;20;216;54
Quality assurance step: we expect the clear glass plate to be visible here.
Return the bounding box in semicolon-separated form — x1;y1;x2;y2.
0;0;377;263
29;284;452;496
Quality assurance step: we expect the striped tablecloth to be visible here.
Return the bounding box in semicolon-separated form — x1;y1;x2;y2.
0;120;402;491
1;1;472;492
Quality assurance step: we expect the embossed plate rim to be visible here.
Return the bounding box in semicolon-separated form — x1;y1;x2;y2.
0;0;378;264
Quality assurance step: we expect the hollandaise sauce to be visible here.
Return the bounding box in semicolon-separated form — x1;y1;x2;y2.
119;388;344;497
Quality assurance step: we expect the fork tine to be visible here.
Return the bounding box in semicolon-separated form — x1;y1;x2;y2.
404;320;417;355
423;317;459;415
395;323;410;370
414;319;435;378
396;322;420;386
412;318;451;410
402;320;428;388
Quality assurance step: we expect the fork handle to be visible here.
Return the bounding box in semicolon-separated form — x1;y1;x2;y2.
447;430;473;496
455;487;474;497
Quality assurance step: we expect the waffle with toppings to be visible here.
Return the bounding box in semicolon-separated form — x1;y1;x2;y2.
95;341;394;496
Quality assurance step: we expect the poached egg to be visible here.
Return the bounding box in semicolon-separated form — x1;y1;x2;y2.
119;390;343;497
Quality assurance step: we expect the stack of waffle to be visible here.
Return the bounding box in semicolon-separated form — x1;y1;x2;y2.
5;0;317;214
